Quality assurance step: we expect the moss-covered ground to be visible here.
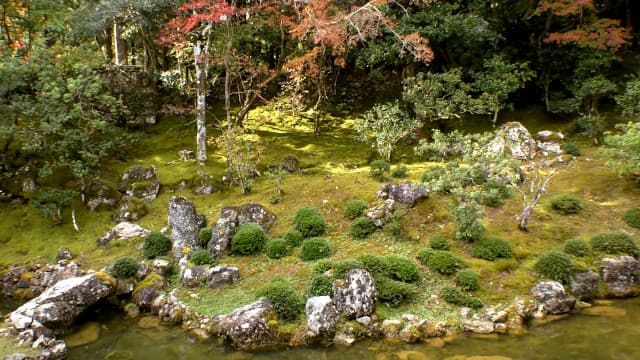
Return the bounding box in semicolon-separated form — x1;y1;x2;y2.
1;105;639;331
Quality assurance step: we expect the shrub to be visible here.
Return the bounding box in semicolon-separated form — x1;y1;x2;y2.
422;166;447;183
190;249;215;265
294;206;321;224
550;194;583;215
563;139;581;156
370;160;391;181
391;165;408;178
563;239;590;257
344;200;368;220
590;231;639;257
440;286;483;309
306;274;333;299
471;238;514;261
417;249;466;275
455;269;480;292
481;191;503;207
198;228;212;248
283;229;304;247
230;223;267;256
143;232;172;259
256;277;304;321
112;257;138;278
385;255;421;282
429;236;450;251
374;276;418;306
266;239;289;259
358;254;390;275
453;202;485;242
311;259;335;276
350;216;377;239
334;259;365;278
300;237;332;261
293;207;326;238
483;180;512;199
535;251;573;284
624;208;640;228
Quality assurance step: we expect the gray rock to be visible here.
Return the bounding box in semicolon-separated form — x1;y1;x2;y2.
112;196;148;223
207;208;240;258
488;122;536;160
570;270;600;298
531;281;576;315
281;156;299;173
118;165;160;202
152;259;171;277
381;319;403;337
133;275;166;309
306;296;338;337
463;319;495;334
332;333;355;346
97;222;150;246
84;180;122;212
333;269;376;318
168;196;200;259
195;213;207;229
366;199;395;227
376;182;428;207
537;141;563;155
601;256;639;297
219;298;279;351
227;203;276;231
151;290;189;324
181;266;208;288
536;130;554;139
207;265;240;289
56;248;73;261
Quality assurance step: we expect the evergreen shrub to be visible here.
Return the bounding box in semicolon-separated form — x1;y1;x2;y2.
590;231;639;257
334;259;365;278
358;254;390;275
417;249;466;275
256;277;304;321
299;237;332;261
563;140;581;156
350;216;377;238
112;257;138;278
623;208;640;228
306;274;333;299
190;249;215;265
231;223;267;256
391;165;408;178
374;276;418;306
429;236;450;251
293;207;326;238
385;255;421;282
198;228;212;248
370;160;391;181
534;251;573;284
563;239;590;257
455;269;480;292
283;229;304;247
550;194;583;215
266;239;289;259
143;232;172;259
471;238;514;261
344;200;368;220
440;286;483;309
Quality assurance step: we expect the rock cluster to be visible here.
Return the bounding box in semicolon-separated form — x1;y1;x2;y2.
0;260;83;298
180;265;240;289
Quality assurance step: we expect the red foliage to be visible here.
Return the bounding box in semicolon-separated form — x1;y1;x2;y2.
544;18;632;51
536;0;593;16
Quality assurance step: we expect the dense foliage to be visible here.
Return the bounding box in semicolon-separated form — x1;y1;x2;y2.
256;277;304;321
624;208;640;228
190;249;215;266
550;195;583;215
111;257;138;279
143;232;172;259
563;239;590;257
344;200;369;220
231;223;267;256
590;231;640;257
299;237;332;261
350;216;377;239
471;238;514;261
417;249;466;275
535;251;574;284
266;239;289;259
293;207;327;238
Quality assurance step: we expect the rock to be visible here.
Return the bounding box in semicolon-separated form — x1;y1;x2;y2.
376;182;428;207
151;259;171;277
356;316;371;326
536;130;554;139
488;122;536;160
219;298;280;351
189;328;210;341
530;281;576;315
207;208;240;258
305;296;338;337
114;279;135;296
333;269;376;318
207;265;240;289
581;306;627;317
8;273;115;331
381;319;403;338
97;222;150;246
112;196;148;223
64;322;100;347
463;320;495;334
366;199;396;227
181;266;208;287
332;333;356;346
601;256;639;297
536;141;563;155
56;248;73;261
118;165;160;202
177;149;195;161
570;270;600;298
281;156;299;173
22;178;36;193
227;203;276;231
133;274;165;309
168;196;200;259
84;180;122;212
195;214;207;229
150;290;189;324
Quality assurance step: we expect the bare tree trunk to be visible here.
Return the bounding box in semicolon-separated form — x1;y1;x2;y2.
516;164;559;231
194;40;207;164
113;21;127;65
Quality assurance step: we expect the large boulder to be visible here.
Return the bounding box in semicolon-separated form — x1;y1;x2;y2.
570;270;600;298
8;273;115;332
530;281;576;315
224;203;276;231
305;296;338;337
168;196;200;259
180;266;208;288
218;298;280;351
488;122;536;160
601;256;639;297
118;165;160;202
376;182;428;207
207;265;240;289
207;203;275;258
332;269;376;318
97;222;150;246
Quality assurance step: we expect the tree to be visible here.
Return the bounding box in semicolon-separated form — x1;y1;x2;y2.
603;122;640;177
215;126;264;194
615;75;640;121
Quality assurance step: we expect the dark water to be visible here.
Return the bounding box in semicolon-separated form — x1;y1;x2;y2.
64;298;640;360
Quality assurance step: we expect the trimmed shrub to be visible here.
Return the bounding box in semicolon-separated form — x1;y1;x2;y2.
311;259;335;276
283;229;304;247
471;238;514;261
293;207;326;238
350;216;377;239
190;249;215;265
417;249;466;275
344;200;368;220
429;236;450;251
385;255;421;282
440;286;483;309
455;269;480;292
306;274;333;299
334;259;365;278
230;223;267;256
374;275;418;306
198;228;212;248
143;232;172;259
370;160;391;181
266;239;289;259
358;254;390;275
112;257;138;278
624;208;640;228
590;231;639;257
294;206;321;224
535;251;573;284
300;237;332;261
563;139;581;156
550;194;583;215
563;239;590;257
391;165;408;178
256;277;304;321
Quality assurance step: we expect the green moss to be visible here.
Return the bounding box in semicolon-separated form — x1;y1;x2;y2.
133;273;165;297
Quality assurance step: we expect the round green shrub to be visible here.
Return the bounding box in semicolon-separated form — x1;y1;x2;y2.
385;255;421;282
563;239;590;257
357;254;389;275
143;231;172;259
563;139;581;156
283;229;304;247
391;165;408;178
590;231;639;257
535;251;573;284
623;208;640;228
190;249;215;266
311;259;336;275
350;216;377;239
374;275;418;306
293;207;326;238
306;274;333;299
471;238;514;261
299;237;332;261
256;277;304;321
455;269;480;292
417;249;466;275
230;223;267;256
266;239;289;259
370;160;391;181
550;194;583;215
112;256;138;278
429;236;450;251
334;259;365;278
344;200;368;220
198;228;212;248
294;206;321;224
440;286;483;309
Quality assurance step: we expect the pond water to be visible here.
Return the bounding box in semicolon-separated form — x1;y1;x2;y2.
65;298;640;360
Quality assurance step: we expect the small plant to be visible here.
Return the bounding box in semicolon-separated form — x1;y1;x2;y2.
198;228;212;248
417;249;466;275
483;180;513;199
374;275;418;306
453;201;485;242
190;249;215;265
550;194;583;215
391;164;408;178
385;255;421;282
440;286;483;309
455;269;480;292
563;139;581;156
563;239;590;257
350;216;377;239
344;200;369;220
624;208;640;228
230;223;267;256
570;115;604;144
471;238;514;261
256;277;304;321
293;206;327;238
143;232;172;259
535;251;573;284
300;237;332;261
266;239;289;259
590;231;639;257
283;229;304;247
369;160;391;181
481;191;503;207
112;257;138;278
306;274;333;298
429;236;450;251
